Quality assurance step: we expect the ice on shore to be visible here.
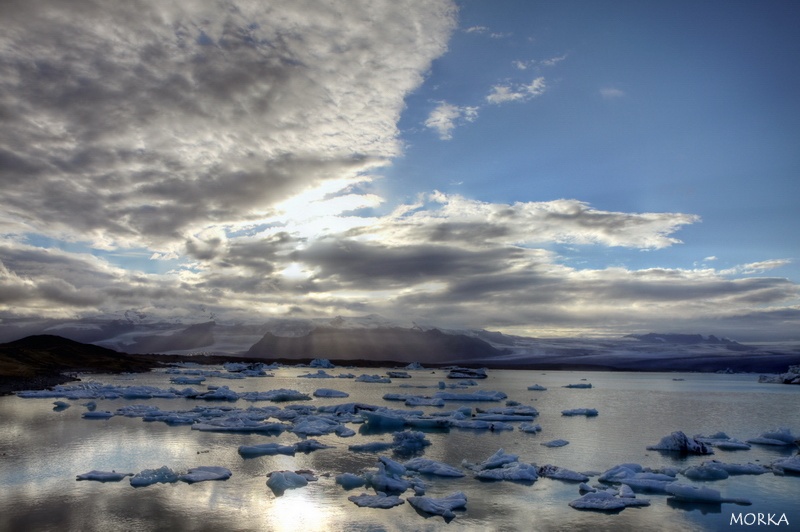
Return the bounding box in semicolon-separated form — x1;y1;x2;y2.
407;492;467;520
76;470;133;482
569;490;650;511
561;408;598;417
746;427;798;446
647;431;714;455
541;439;569;448
267;470;316;495
313;388;349;398
348;492;405;509
404;458;465;477
664;483;751;505
179;466;232;483
130;466;179;487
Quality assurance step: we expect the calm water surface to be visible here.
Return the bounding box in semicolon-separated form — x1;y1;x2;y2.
0;368;798;531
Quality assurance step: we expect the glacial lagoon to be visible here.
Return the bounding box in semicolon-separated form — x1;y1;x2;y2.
1;367;798;531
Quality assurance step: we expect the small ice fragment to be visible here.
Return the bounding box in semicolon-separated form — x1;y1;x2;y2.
407;492;467;519
238;443;296;457
569;491;650;511
683;464;729;481
387;371;411;379
82;411;114;419
537;464;588;482
309;358;335;368
335;473;366;490
404;458;464;477
348;492;405;509
355;374;392;383
179;466;232;483
299;370;335;379
266;470;311;495
519;423;542;434
746;427;797;446
313;388;349;398
647;431;713;455
76;470;133;482
293;439;333;453
475;462;539;482
53;401;70;410
541;439;569;448
527;384;547;391
561;408;598;417
564;383;592;389
771;454;800;475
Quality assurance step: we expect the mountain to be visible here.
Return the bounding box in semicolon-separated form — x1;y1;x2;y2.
244;326;508;364
125;321;217;354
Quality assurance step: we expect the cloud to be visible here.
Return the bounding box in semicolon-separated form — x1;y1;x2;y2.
0;0;456;249
487;77;546;104
720;259;791;275
600;87;626;99
424;101;479;140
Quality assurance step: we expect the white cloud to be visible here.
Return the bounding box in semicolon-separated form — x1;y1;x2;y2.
720;259;791;276
600;87;626;99
487;77;546;104
424;102;479;140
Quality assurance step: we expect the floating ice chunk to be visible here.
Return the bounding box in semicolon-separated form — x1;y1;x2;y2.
697;460;768;476
179;466;232;483
683;464;729;481
694;432;751;450
475;414;535;422
647;431;713;455
76;470;133;482
387;371;411;379
569;491;650;511
434;390;507;402
361;410;406;429
747;427;798;446
240;389;311;402
170;376;206;385
579;483;597;493
313;388;349;398
665;483;751;505
537;464;589;482
336;473;367;490
337;373;355;379
392;430;431;456
192;420;289;434
527;384;547;391
365;464;412;494
519;423;542;434
405;397;445;407
463;449;519;472
82;411;114;419
266;470;314;495
53;401;70;411
449;419;512;431
407;492;467;520
356;374;391;383
598;463;677;493
130;466;179;487
348;492;405;509
198;386;239;401
349;441;395;453
299;370;335;379
475;462;539;482
379;456;407;477
294;439;334;453
404;458;464;477
290;415;343;437
771;454;800;475
335;425;356;437
564;383;592;389
83;401;97;411
238;442;296;457
405;362;425;370
561;408;598;417
310;358;335;368
446;367;487;379
541;439;569;448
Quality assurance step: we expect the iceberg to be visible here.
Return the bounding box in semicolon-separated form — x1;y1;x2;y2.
433;390;507;402
313;388;349;398
647;431;714;455
771;454;800;475
179;466;232;483
299;370;335;379
664;483;751;505
347;493;405;509
76;470;133;482
463;449;519;472
266;470;315;495
355;374;391;383
561;408;598;417
309;358;335;368
335;473;366;490
746;427;798;446
519;423;542;434
475;462;539;482
541;439;569;448
537;464;589;482
392;430;431;455
407;492;467;520
238;442;296;457
387;371;411;379
404;458;464;477
569;491;650;511
527;384;547;391
405;362;425;370
130;466;179;487
564;383;592;389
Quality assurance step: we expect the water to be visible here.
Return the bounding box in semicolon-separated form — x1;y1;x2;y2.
1;368;798;531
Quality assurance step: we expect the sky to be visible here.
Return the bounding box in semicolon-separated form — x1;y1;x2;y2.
0;0;798;341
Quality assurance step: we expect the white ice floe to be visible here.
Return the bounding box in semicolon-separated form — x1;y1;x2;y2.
294;439;334;453
336;473;367;490
647;431;714;454
289;415;344;437
266;470;316;495
475;462;539;482
356;374;392;383
130;466;179;487
310;358;335;368
365;463;412;494
682;464;729;481
537;464;589;482
689;460;768;477
541;439;569;448
598;463;677;493
693;432;751;451
561;408;598;417
313;388;349;398
348;492;405;509
433;390;507;402
170;376;206;385
404;458;465;477
476;405;539;418
519;423;542;434
76;470;133;482
407;492;467;519
405;396;445;407
664;483;751;505
746;427;798;446
240;389;311;402
450;419;513;431
463;449;519;472
771;454;800;475
569;491;650;511
82;411;114;419
179;466;232;483
239;443;297;458
392;431;431;455
405;362;425;370
349;441;396;453
527;384;547;391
